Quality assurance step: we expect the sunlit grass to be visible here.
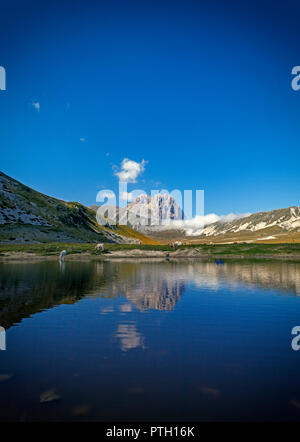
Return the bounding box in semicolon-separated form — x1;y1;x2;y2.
0;242;300;257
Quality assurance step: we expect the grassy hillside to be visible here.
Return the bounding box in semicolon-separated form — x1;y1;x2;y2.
114;224;160;245
0;171;154;244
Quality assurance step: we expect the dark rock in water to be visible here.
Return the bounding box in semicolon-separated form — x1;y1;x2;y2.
40;389;61;403
0;374;13;383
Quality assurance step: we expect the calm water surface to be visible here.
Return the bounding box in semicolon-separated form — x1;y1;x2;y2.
1;259;300;421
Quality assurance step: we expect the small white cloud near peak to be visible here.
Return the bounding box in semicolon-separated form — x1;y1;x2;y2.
179;212;251;236
114;158;146;183
31;101;40;112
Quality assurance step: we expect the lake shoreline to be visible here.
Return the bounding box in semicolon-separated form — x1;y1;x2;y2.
1;249;300;262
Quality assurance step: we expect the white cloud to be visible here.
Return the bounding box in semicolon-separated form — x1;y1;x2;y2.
116;324;144;351
175;212;251;236
79;137;86;142
31;101;40;112
119;303;132;313
114;158;146;183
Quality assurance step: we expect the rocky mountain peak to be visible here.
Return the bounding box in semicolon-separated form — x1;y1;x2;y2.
127;193;184;223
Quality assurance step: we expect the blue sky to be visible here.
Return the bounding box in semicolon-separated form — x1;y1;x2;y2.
0;0;300;215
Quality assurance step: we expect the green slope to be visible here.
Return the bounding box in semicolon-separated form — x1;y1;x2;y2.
0;171;148;244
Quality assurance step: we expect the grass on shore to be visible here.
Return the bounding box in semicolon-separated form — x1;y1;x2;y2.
1;242;300;257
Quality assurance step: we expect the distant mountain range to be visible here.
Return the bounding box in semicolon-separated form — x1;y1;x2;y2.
155;206;300;243
92;193;183;227
200;206;300;236
1;171;299;244
0;171;151;244
92;195;300;243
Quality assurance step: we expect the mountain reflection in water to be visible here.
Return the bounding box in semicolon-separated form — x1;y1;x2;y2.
1;260;300;330
1;259;300;421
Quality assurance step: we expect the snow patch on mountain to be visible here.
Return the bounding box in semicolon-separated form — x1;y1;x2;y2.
199;206;300;237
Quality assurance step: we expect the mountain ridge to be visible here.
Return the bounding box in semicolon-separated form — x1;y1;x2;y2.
188;205;300;243
2;170;299;245
0;171;152;244
91;197;300;243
